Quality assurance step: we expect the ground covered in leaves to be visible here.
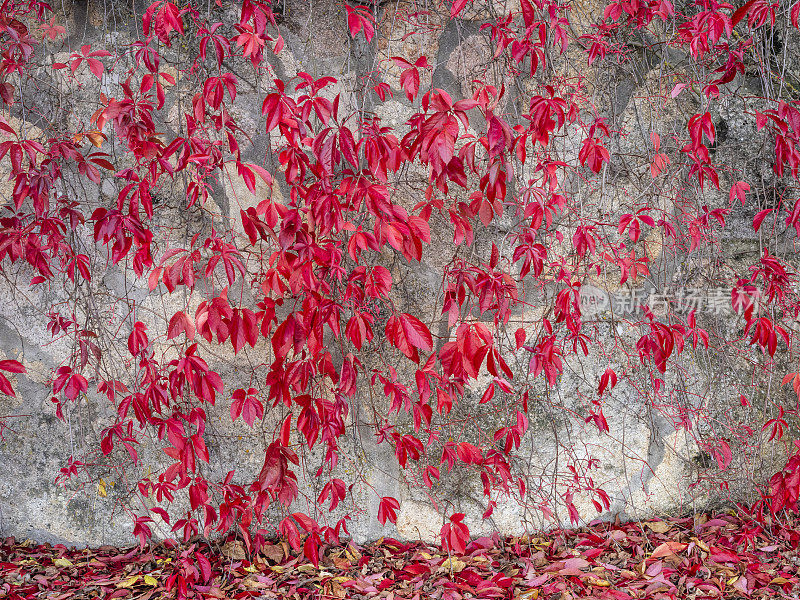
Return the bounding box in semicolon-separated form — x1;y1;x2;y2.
3;512;800;599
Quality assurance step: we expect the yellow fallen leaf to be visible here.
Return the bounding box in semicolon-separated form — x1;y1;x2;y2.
297;564;317;574
345;544;361;562
98;479;107;498
587;576;611;587
53;558;74;568
770;577;790;585
144;575;158;586
270;565;285;573
419;552;433;560
243;565;258;573
117;576;139;589
516;589;539;600
441;557;466;573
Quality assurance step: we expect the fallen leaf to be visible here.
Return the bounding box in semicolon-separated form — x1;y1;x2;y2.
650;541;687;559
143;574;158;586
118;575;139;588
515;589;539;600
261;543;285;563
53;558;74;568
441;557;466;573
645;521;671;533
221;541;246;560
345;544;362;562
297;563;317;574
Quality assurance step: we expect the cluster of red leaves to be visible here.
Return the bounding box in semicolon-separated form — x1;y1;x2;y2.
4;0;800;553
4;512;800;600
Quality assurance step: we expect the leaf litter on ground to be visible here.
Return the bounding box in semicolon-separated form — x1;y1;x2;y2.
2;511;800;599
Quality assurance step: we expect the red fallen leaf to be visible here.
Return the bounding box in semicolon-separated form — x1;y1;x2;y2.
405;562;431;575
645;559;663;577
649;541;687;559
583;547;604;560
708;545;740;563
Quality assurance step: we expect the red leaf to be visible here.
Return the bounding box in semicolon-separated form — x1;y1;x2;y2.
0;359;26;374
753;208;772;231
451;0;470;17
731;0;756;26
196;552;212;582
598;368;617;396
0;373;14;396
378;496;400;525
385;313;433;362
319;478;347;511
515;328;526;349
167;311;195;340
730;180;750;206
441;513;470;554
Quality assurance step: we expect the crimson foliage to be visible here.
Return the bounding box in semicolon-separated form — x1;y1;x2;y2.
1;0;800;559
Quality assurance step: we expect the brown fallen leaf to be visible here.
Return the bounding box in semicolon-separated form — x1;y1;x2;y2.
297;563;318;574
221;540;246;560
645;521;672;534
261;543;285;564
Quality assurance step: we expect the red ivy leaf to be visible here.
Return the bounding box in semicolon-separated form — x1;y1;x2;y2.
377;496;400;525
